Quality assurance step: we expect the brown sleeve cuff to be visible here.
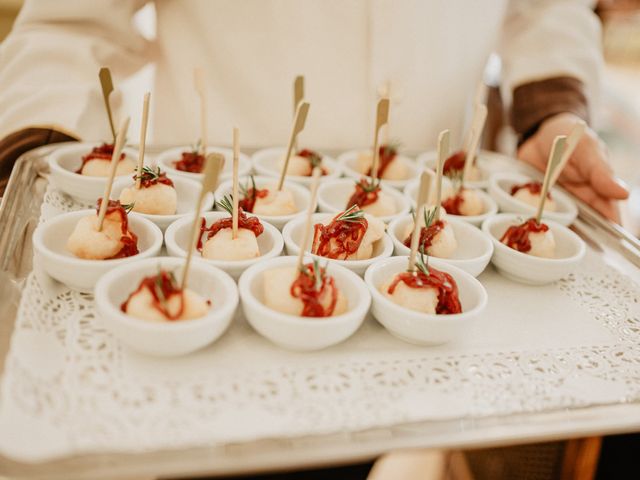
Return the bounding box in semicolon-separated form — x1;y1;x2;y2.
511;76;589;144
0;127;79;194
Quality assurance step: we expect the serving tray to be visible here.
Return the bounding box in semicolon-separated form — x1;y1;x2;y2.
1;145;640;480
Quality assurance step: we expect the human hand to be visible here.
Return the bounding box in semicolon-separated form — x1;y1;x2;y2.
518;113;629;221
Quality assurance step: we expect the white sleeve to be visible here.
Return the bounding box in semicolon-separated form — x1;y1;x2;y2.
499;0;603;115
0;0;150;140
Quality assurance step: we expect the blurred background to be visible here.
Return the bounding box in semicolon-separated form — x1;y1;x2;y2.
0;0;639;232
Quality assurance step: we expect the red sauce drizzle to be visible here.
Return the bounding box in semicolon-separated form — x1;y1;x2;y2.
196;209;264;251
366;144;397;178
296;149;328;175
441;192;465;215
311;209;369;260
76;143;126;173
95;199;139;259
290;262;339;317
403;220;445;250
137;170;174;189
510;182;552;200
346;178;380;209
120;271;185;320
500;218;549;253
239;187;269;213
174;151;205;173
387;267;462;314
442;150;466;176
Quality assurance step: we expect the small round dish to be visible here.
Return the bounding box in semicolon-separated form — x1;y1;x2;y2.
317;178;411;224
416;149;490;190
338;149;418;190
164;211;284;280
156;146;252;183
33;210;163;292
112;175;214;232
48;143;139;203
238;255;370;351
95;256;238;356
282;212;394;276
364;256;487;345
388;214;493;277
482;213;586;285
214;175;311;230
251;147;342;186
488;172;578;226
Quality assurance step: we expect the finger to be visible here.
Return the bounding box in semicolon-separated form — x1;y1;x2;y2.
562;182;620;221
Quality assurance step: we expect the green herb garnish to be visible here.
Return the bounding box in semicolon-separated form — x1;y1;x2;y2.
336;204;365;223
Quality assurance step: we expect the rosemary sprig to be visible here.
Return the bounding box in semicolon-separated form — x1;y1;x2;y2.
135;165;162;182
423;205;437;229
415;246;430;277
300;258;326;291
191;139;202;155
239;175;257;199
217;194;234;216
336;204;365;223
356;176;380;193
121;202;135;214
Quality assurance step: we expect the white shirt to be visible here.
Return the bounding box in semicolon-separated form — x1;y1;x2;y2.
0;0;602;151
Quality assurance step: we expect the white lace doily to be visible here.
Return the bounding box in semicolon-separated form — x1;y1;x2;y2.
1;185;640;462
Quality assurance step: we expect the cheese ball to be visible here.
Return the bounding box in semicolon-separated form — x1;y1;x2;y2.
66;212;130;260
202;228;260;260
451;189;485;216
513;188;558;212
125;287;209;322
528;230;556;258
278;154;313;177
262;266;348;316
381;278;438;314
403;219;457;258
253;187;297;216
356;151;407;180
119;183;178;216
359;190;396;217
81;157;136;177
347;214;386;260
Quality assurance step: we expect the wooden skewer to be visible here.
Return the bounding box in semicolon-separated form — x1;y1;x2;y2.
293;75;304;151
549;120;586;188
370;98;390;182
296;168;322;271
135;92;151;189
194;67;207;155
434;129;450;222
97;117;130;231
231;127;240;239
181;153;224;289
408;171;433;273
277;101;310;191
98;67;117;143
462;103;488;185
535;135;567;224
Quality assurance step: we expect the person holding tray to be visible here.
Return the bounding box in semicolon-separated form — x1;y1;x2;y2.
0;0;628;220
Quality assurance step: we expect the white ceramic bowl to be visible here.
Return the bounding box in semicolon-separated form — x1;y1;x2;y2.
338;149;418;190
489;172;578;226
164;211;283;280
33;210;163;292
482;213;586;285
251;147;342;186
156;146;252;183
214;175;311;230
48;143;139;203
317;178;411;224
112;175;214;231
388;214;493;277
282;212;394;276
238;255;370;351
416;149;491;190
365;256;487;345
95;256;238;356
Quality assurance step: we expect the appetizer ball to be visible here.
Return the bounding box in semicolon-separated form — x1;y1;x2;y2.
359;190;396;217
262;266;348;316
66;210;131;260
81;157;136;177
527;230;556;258
381;278;439;314
202;228;260;260
512;188;558;212
119;183;178;216
500;218;556;258
125;287;209;322
444;189;485;216
403;219;457;258
356;150;407;180
253;187;297;216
